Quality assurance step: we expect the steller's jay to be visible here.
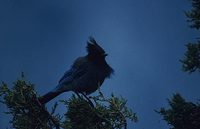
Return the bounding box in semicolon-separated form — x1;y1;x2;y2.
39;37;114;104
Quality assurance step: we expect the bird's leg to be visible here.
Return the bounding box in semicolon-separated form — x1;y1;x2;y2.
80;92;94;108
75;92;82;99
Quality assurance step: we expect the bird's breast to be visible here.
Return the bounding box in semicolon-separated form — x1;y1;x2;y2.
73;65;107;95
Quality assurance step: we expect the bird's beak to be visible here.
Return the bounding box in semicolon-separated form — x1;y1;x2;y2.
103;53;108;57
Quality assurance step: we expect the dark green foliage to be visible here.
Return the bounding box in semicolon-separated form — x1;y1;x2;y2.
181;0;200;73
0;77;137;129
180;41;200;72
157;93;200;129
185;0;200;29
0;78;61;129
62;91;137;129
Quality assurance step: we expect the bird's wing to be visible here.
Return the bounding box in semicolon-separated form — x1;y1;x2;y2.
42;64;88;103
58;68;75;84
53;66;87;92
54;57;88;92
58;58;88;84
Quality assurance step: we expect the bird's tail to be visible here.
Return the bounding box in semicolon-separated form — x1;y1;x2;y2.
39;91;63;105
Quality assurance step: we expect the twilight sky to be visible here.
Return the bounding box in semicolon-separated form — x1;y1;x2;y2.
0;0;199;129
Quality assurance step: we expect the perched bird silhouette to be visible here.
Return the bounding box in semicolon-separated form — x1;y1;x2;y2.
39;37;114;104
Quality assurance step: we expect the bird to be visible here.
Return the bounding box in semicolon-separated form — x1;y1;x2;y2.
39;37;114;105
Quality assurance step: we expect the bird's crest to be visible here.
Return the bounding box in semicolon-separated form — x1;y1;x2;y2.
86;37;106;56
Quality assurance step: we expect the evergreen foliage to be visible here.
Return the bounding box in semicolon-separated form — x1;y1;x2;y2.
157;93;200;129
181;0;200;72
0;76;137;129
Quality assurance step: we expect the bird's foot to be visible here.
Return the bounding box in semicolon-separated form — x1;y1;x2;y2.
75;92;94;108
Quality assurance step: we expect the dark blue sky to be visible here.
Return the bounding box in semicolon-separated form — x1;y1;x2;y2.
0;0;199;129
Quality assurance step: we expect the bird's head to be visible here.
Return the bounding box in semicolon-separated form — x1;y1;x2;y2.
86;37;108;61
86;37;114;77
